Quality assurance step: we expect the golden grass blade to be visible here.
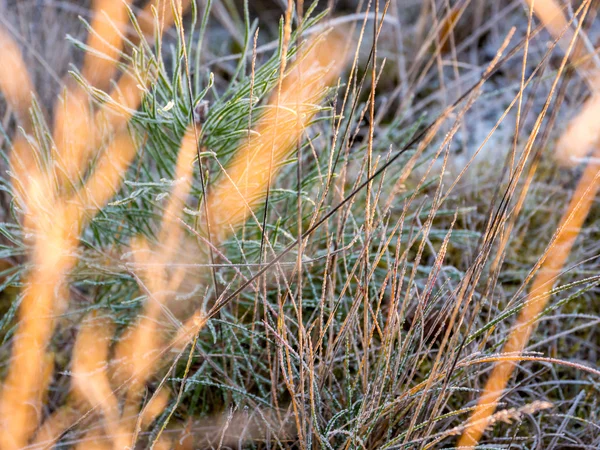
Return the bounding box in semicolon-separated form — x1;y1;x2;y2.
73;132;138;219
72;313;129;449
83;0;135;91
140;387;170;429
74;429;112;450
525;0;597;78
110;126;199;407
0;27;36;130
52;87;95;187
524;0;600;166
556;91;600;166
204;31;349;241
0;223;73;448
160;124;199;247
1;61;138;450
53;0;181;188
53;0;136;186
0;30;40;201
458;153;600;446
107;126;200;427
30;406;81;450
137;0;193;40
524;0;573;54
9;134;41;207
170;310;206;353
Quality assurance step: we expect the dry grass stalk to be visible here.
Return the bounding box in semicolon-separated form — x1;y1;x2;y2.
426;401;553;449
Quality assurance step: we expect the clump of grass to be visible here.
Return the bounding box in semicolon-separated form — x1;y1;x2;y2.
0;0;599;449
0;0;347;447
